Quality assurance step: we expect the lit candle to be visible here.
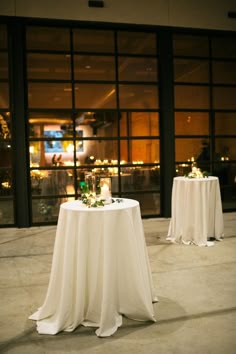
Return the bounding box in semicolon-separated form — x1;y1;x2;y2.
100;183;111;204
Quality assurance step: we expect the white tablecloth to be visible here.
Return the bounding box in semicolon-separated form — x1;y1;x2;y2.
167;177;224;246
29;198;157;337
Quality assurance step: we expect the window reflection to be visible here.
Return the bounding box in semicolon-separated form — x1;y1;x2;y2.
28;83;72;108
124;192;160;216
215;113;236;135
118;57;158;82
0;83;9;108
73;29;114;53
0;24;7;49
120;111;159;136
82;140;118;165
120;139;159;163
77;111;118;137
75;84;116;109
175;85;209;109
29;138;119;168
213;163;236;193
212;61;236;84
215;138;236;160
119;166;160;192
74;55;116;81
212;37;236;58
26;27;70;51
0;112;11;139
175;112;209;135
0;53;8;79
27;53;71;80
119;84;158;109
30;169;74;196
175;138;210;163
29;114;73;138
0;168;12;196
32;197;61;223
174;59;209;83
117;31;157;55
29;139;84;167
173;34;209;57
213;87;236;109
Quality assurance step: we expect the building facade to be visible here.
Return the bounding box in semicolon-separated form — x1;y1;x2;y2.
0;1;236;226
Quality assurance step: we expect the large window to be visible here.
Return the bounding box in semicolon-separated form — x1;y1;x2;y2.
26;27;160;223
174;34;211;176
212;35;236;208
174;33;236;210
0;25;14;225
1;20;235;227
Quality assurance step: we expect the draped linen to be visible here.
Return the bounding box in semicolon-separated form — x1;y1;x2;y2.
167;177;224;246
30;198;157;337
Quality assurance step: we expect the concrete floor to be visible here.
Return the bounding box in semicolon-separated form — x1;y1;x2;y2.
0;213;236;354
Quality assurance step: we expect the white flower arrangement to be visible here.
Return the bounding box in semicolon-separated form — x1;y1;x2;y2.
185;166;209;179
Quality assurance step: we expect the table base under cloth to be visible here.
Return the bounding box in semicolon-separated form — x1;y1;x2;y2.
29;199;157;337
167;177;224;247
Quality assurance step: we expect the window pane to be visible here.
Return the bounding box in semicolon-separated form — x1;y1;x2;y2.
74;55;115;81
0;198;14;224
124;192;160;216
26;27;70;51
0;113;11;138
117;31;157;55
215;113;236;135
29;138;84;168
0;24;7;49
118;57;158;81
30;169;73;196
212;37;236;58
174;59;209;83
111;171;133;193
130;111;159;136
0;165;13;220
120;140;128;162
175;163;191;176
73;29;114;53
118;166;160;192
82;140;118;164
75;84;116;109
0;83;9;108
120;112;159;136
213;87;236;109
119;84;158;109
120;139;159;163
27;53;71;80
212;61;236;84
32;197;62;223
0;53;8;79
175;85;209;109
175;112;209;135
175;138;210;163
0;167;12;195
28;83;72;108
77;111;118;137
173;34;209;57
29;112;73;138
213;163;236;189
215;138;236;160
0;143;12;168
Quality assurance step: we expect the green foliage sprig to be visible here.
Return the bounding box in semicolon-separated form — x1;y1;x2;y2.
81;193;105;208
